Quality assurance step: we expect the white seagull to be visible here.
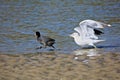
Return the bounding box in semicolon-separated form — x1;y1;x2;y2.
70;19;111;48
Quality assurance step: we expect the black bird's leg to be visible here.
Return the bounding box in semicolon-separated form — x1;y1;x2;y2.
39;45;46;49
51;45;55;49
42;42;47;48
39;46;43;49
36;43;46;49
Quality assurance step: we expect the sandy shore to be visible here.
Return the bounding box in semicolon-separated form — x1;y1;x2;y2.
0;52;120;80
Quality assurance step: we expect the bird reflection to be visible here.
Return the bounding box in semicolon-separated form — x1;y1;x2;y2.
73;49;103;61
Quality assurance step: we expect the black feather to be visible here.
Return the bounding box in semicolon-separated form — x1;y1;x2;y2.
94;29;104;35
35;31;55;49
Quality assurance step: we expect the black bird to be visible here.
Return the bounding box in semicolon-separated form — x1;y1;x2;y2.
35;31;55;49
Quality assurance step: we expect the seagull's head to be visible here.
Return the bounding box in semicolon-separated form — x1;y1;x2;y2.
69;32;79;38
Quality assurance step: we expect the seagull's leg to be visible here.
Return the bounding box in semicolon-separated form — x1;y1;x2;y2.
39;46;43;49
93;45;97;49
89;43;97;49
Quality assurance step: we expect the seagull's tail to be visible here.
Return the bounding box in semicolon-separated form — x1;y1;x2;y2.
93;40;105;43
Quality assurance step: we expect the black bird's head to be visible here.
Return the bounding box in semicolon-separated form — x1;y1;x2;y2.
35;31;41;38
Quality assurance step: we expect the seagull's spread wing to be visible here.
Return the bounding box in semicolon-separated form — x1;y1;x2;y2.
79;20;111;29
74;27;85;39
77;20;110;40
86;27;98;39
74;26;98;39
74;27;81;35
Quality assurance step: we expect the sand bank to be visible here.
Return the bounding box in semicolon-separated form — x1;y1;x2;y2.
0;52;120;80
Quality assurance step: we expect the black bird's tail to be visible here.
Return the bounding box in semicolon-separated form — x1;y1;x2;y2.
47;39;55;48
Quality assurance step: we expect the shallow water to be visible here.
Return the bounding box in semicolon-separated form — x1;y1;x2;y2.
0;0;120;54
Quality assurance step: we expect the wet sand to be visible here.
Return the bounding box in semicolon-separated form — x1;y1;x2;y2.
0;52;120;80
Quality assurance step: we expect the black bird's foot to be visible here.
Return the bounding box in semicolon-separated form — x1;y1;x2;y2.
36;46;43;49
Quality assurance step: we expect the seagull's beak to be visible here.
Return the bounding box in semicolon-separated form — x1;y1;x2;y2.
69;33;75;38
69;34;73;37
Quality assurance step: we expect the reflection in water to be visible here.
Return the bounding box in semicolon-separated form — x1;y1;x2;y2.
73;49;102;56
73;49;103;61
